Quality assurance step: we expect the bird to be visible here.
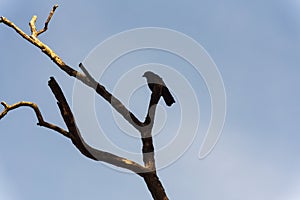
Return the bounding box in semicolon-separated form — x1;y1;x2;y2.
143;71;175;106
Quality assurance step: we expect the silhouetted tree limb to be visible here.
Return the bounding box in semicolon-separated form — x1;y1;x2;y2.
0;78;148;174
0;5;170;200
79;62;159;171
79;63;168;199
140;87;161;170
0;10;143;130
78;63;144;129
48;77;151;174
0;101;69;138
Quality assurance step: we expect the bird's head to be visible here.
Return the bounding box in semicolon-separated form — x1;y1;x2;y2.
142;71;155;79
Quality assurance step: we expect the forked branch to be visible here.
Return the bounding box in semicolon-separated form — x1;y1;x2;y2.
1;5;169;200
0;78;148;175
0;9;143;130
29;4;58;37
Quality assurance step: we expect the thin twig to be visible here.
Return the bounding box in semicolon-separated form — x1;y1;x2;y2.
79;63;95;84
37;4;58;36
29;5;58;37
29;15;38;37
0;101;69;137
0;15;79;77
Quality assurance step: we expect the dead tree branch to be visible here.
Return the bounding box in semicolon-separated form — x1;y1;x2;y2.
0;78;148;175
37;4;58;36
1;5;170;200
0;11;142;130
78;64;168;199
47;77;148;174
140;87;162;170
0;101;69;137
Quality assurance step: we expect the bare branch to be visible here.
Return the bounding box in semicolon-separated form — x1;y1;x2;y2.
0;16;79;77
1;6;170;199
47;77;147;174
87;148;148;175
79;63;144;129
0;15;144;131
29;15;38;37
0;16;34;42
37;4;58;36
0;101;69;138
79;64;160;171
0;97;147;174
142;172;169;200
79;63;159;171
28;5;58;37
78;63;96;86
140;87;162;171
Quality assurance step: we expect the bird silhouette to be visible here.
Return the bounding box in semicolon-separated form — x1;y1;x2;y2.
143;71;175;106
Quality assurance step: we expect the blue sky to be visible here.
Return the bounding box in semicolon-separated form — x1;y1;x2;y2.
1;0;300;199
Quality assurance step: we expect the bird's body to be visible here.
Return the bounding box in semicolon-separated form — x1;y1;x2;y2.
143;71;175;106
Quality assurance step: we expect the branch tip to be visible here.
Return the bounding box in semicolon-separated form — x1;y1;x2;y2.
31;15;37;22
79;63;88;74
49;76;55;82
1;101;8;108
79;63;97;83
29;15;38;36
36;4;59;36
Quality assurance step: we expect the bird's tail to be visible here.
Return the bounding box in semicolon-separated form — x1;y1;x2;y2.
162;87;175;106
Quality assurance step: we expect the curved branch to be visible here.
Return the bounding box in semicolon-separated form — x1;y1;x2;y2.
0;101;69;137
0;80;148;175
47;77;147;174
0;100;147;174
